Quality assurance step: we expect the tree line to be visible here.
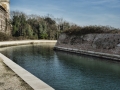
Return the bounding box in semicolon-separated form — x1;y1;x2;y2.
11;11;75;40
9;11;120;40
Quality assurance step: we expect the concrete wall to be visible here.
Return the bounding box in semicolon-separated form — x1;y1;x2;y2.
0;40;57;47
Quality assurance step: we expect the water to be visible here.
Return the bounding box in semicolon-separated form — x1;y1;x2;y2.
1;44;120;90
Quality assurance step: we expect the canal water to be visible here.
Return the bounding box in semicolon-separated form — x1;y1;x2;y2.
1;44;120;90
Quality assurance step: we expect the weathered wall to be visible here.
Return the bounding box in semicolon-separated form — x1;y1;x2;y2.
55;33;120;55
0;0;11;35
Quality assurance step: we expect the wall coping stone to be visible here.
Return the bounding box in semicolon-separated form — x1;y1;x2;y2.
54;46;120;61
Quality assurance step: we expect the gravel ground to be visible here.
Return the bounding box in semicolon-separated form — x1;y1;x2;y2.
0;58;33;90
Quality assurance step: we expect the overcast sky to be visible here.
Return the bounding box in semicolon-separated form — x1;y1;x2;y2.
10;0;120;28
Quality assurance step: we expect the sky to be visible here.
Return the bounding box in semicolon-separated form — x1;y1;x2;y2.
10;0;120;28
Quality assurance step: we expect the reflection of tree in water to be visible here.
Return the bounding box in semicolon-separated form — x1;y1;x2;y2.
55;51;120;76
31;44;54;59
0;44;55;67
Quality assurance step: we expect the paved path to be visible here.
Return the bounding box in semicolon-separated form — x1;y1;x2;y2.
0;40;57;47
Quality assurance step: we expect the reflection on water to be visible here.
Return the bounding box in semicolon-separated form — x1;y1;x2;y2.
1;44;120;90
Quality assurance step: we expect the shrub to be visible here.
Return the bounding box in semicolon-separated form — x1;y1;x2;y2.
0;32;12;41
63;25;120;36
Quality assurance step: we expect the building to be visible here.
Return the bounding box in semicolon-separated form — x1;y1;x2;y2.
0;0;10;35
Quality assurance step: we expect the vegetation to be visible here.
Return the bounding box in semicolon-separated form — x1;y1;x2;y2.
10;11;72;40
63;25;120;36
0;11;119;41
0;32;12;41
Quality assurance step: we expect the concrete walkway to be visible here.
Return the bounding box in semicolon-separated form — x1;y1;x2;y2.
0;40;57;47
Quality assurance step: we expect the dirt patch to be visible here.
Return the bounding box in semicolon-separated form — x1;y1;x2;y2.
0;59;33;90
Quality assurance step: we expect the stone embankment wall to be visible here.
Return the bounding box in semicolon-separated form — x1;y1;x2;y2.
54;33;120;60
0;0;11;35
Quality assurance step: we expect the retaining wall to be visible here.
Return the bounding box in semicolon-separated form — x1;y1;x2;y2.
0;40;57;47
55;33;120;61
54;46;120;61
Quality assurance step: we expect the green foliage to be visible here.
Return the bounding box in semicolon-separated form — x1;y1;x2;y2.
25;24;33;38
10;11;81;40
40;33;48;39
11;12;27;37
